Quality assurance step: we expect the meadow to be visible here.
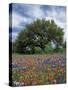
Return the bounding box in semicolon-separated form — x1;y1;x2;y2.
11;53;66;86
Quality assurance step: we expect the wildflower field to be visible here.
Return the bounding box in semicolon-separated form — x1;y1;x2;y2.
12;53;66;86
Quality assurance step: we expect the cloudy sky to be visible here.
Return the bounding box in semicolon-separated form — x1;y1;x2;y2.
9;3;66;42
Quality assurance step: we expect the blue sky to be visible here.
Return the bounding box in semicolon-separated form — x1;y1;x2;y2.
9;3;66;42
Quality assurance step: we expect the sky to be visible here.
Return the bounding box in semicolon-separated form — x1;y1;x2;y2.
9;3;66;42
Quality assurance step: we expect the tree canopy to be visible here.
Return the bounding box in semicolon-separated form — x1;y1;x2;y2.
13;19;64;54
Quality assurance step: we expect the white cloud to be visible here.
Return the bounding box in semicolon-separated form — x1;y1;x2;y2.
24;5;45;19
31;6;45;19
12;12;33;29
12;12;24;28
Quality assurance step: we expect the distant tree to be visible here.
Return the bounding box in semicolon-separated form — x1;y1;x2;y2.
14;19;64;54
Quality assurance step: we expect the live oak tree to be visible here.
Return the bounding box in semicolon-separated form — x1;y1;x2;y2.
14;19;64;54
